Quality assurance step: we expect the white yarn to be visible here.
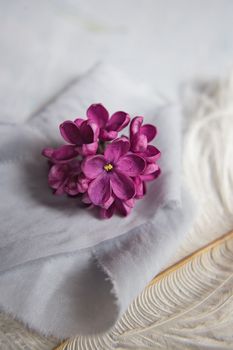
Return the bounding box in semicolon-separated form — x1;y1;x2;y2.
174;72;233;259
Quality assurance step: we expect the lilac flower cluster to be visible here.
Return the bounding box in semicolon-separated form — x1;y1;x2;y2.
42;104;161;218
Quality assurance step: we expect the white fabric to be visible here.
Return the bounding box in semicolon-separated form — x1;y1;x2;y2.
0;65;194;338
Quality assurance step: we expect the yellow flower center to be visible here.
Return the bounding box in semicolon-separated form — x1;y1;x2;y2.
104;163;113;172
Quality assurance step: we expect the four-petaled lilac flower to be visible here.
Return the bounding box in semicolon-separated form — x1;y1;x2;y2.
130;116;160;163
42;145;79;163
48;160;89;196
130;116;161;191
100;196;135;219
82;138;145;206
60;119;99;156
42;104;161;219
87;103;130;141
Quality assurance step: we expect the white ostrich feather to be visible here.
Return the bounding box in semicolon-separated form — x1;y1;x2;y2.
172;73;233;262
54;233;233;350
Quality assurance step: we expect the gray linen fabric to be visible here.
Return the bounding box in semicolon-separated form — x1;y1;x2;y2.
0;64;194;338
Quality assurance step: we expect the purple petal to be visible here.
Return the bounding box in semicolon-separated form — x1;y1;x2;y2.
78;142;98;156
120;135;130;142
106;111;130;132
141;166;161;181
110;170;135;200
80;120;99;143
48;164;67;192
77;174;90;193
68;159;82;173
88;121;99;141
100;204;115;219
42;148;54;159
134;176;145;198
88;173;111;205
60;121;82;145
115;198;135;216
99;129;118;141
65;161;83;194
143;163;159;175
117;154;145;176
143;145;161;162
82;154;105;179
130;116;143;139
140;124;157;142
104;138;130;163
74;118;85;127
125;198;135;208
82;192;92;204
65;178;80;196
101;195;114;209
86;103;109;128
79;121;93;143
42;145;79;163
54;185;67;196
131;133;148;152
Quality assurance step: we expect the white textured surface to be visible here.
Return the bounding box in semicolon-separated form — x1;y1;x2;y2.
1;0;233;122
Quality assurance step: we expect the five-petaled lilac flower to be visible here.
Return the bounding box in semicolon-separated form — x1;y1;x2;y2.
82;138;146;206
87;103;130;141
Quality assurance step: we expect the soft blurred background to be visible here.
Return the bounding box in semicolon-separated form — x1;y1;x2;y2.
1;0;233;123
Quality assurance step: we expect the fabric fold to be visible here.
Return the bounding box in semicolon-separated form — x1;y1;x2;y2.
0;64;194;338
